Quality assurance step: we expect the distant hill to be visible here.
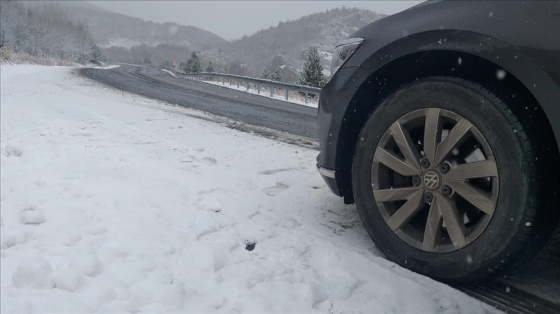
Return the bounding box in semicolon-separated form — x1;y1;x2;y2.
22;1;227;50
88;6;386;82
215;7;386;81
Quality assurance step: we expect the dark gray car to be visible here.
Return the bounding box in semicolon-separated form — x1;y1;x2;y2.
317;0;560;281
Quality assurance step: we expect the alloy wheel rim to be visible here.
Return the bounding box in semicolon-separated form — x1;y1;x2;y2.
371;108;499;253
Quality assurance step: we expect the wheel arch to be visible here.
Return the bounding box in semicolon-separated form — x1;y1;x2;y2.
336;43;560;203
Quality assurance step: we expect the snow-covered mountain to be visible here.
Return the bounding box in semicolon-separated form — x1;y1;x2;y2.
216;8;386;80
22;1;227;50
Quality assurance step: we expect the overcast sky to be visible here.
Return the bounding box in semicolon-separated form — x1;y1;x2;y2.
88;1;422;40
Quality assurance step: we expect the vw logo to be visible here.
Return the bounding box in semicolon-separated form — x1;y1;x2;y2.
423;171;440;190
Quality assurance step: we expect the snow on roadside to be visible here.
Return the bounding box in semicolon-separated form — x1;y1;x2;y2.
161;69;178;78
100;64;121;70
0;65;499;313
202;80;319;108
160;69;319;108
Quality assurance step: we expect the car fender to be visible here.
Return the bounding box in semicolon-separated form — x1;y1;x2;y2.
343;29;560;148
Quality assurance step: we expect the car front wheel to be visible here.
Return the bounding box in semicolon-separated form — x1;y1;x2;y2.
352;77;559;281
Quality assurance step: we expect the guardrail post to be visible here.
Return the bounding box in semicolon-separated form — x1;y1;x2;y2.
270;86;273;97
257;83;260;94
285;88;289;100
237;80;240;88
305;93;308;104
246;81;249;91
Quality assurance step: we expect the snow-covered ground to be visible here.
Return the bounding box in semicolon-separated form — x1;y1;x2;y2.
0;65;498;313
161;69;178;78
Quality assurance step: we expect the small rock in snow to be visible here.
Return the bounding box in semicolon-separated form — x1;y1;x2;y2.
19;207;46;225
12;257;55;289
245;242;256;251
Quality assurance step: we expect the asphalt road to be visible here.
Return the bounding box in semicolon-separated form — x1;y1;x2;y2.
80;65;318;140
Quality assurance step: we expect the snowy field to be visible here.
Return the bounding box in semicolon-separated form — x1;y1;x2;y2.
0;65;497;313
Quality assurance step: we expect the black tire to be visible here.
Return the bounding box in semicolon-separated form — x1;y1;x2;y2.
352;77;559;282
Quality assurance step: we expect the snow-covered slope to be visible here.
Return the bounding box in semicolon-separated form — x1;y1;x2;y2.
0;65;498;313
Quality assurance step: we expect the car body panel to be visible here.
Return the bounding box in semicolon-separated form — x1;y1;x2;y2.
317;0;560;197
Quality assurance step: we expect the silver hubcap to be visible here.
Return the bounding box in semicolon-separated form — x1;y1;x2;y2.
371;108;499;253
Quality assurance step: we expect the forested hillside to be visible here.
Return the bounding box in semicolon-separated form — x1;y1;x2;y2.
214;8;386;80
0;0;100;64
17;1;226;67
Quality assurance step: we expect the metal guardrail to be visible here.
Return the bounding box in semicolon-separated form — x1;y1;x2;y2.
110;63;322;104
183;72;322;104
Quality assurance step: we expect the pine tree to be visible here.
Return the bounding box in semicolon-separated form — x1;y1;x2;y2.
262;69;281;82
205;61;214;73
183;51;202;73
269;70;282;82
261;69;270;80
298;47;326;88
90;44;101;64
191;52;201;72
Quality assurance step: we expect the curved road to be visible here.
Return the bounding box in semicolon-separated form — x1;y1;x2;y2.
80;65;318;140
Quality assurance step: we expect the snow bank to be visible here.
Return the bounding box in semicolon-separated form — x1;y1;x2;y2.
201;79;319;108
0;64;498;313
161;69;178;77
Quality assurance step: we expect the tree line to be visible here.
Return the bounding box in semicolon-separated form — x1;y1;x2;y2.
177;48;325;88
0;0;101;64
177;52;214;73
